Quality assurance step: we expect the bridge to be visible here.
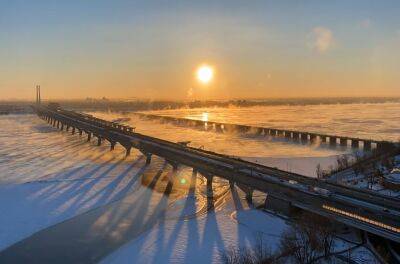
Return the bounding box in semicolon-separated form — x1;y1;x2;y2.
34;105;400;243
136;113;395;151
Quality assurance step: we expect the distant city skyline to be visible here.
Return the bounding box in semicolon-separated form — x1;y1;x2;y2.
1;1;400;100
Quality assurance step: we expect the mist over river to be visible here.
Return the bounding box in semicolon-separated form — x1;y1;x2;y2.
144;102;400;142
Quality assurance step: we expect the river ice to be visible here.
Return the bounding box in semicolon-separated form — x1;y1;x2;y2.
0;113;379;263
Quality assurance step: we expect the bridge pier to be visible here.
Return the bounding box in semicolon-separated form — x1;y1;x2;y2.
60;123;64;130
204;174;213;194
264;195;293;216
71;127;75;135
125;146;131;156
320;135;327;143
216;124;223;133
87;133;91;142
310;134;317;143
340;138;347;146
166;160;178;171
255;128;263;135
229;180;235;188
300;133;308;141
79;129;82;136
139;149;152;165
110;142;116;151
190;169;197;192
145;154;152;165
237;184;254;203
97;137;102;146
292;132;299;140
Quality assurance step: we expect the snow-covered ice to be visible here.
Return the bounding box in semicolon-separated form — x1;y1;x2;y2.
0;114;380;263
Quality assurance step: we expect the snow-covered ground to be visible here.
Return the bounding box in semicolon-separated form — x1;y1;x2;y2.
330;154;400;198
0;114;380;263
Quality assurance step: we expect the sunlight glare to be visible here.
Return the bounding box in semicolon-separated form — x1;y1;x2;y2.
196;65;213;84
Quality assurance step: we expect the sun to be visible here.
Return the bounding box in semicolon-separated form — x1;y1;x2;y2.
196;65;214;84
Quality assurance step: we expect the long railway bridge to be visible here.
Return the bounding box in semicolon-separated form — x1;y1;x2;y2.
136;113;394;151
34;105;400;243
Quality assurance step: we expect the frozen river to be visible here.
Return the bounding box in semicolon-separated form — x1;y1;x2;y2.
145;103;400;142
0;112;382;263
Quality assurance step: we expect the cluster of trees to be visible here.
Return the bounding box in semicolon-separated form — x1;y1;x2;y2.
315;154;353;179
221;213;339;264
316;142;399;183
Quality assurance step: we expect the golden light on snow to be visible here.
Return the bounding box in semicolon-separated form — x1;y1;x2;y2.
196;65;213;84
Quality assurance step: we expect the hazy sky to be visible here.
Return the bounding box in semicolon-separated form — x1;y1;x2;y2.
1;1;400;100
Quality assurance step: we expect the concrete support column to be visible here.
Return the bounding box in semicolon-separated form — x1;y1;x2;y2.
330;137;337;146
79;129;83;136
216;124;223;133
320;135;327;143
285;131;291;139
190;169;197;193
57;121;60;129
310;134;317;143
71;127;75;135
60;123;64;130
87;133;91;142
292;132;299;140
97;137;102;146
255;128;263;135
110;142;116;151
229;180;235;188
145;153;152;165
125;146;131;156
340;138;347;146
237;184;254;203
301;133;308;141
205;174;213;193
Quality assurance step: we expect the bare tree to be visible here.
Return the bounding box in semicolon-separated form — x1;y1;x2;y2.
279;213;335;264
316;164;322;179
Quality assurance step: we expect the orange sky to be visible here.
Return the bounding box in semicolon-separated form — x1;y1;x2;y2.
1;1;400;100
